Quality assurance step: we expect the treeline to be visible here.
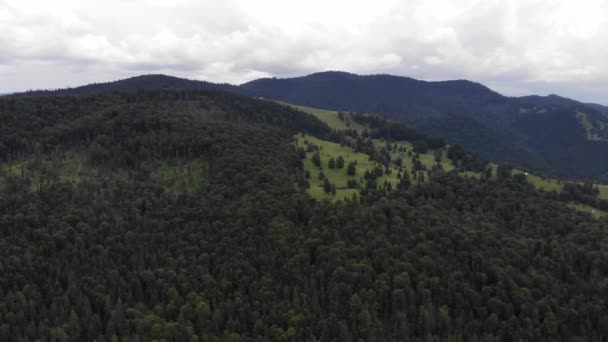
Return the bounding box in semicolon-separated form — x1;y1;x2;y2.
351;113;445;151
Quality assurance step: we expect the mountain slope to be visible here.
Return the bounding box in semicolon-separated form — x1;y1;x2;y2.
2;90;608;341
242;72;608;180
242;71;507;119
12;72;608;180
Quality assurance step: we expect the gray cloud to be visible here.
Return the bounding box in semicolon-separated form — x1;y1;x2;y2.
1;0;607;103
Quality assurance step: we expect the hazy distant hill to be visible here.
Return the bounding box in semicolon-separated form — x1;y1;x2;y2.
14;72;608;180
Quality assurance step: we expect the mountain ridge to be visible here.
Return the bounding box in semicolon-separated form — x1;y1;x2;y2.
18;71;605;108
13;71;608;180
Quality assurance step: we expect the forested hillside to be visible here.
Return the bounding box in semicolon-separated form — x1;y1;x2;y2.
20;75;238;96
241;72;608;181
1;90;608;341
22;72;608;181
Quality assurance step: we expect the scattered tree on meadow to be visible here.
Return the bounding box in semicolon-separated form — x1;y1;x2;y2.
323;177;332;193
328;157;336;169
336;156;345;169
312;152;321;167
347;162;356;176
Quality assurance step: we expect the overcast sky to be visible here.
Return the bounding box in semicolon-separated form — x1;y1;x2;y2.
1;0;607;103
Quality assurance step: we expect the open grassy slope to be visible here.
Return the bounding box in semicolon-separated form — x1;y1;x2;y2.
295;134;453;201
373;140;456;172
511;168;608;200
276;101;366;131
511;169;565;193
288;102;608;218
295;134;397;200
567;203;608;219
0;152;207;195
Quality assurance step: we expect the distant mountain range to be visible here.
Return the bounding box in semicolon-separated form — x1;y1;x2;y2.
17;72;608;181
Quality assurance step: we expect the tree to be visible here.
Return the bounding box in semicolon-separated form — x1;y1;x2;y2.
347;162;356;176
312;152;321;168
413;140;428;154
497;164;512;179
336;156;345;169
323;178;332;194
328;157;336;169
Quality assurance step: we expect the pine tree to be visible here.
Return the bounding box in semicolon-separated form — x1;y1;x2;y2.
323;178;332;194
347;162;356;176
336;156;345;169
312;152;321;168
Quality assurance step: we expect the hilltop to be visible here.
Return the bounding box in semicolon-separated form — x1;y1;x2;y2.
20;74;238;95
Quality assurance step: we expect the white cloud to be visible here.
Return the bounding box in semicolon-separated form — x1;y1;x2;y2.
1;0;607;102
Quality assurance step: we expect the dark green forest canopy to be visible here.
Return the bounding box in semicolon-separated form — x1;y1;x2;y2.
1;90;608;341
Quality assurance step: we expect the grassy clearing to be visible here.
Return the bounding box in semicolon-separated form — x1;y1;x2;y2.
295;134;401;200
511;168;608;201
598;185;608;199
461;171;481;179
567;203;608;219
277;101;366;131
1;153;87;191
151;160;207;194
1;153;207;195
295;134;450;201
373;140;456;172
511;170;564;193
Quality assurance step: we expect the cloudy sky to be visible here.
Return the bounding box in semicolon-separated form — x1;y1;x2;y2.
1;0;607;103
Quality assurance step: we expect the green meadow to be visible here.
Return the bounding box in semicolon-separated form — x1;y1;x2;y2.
295;134;398;200
277;101;366;131
567;203;608;219
295;134;451;200
289;102;608;217
1;153;206;195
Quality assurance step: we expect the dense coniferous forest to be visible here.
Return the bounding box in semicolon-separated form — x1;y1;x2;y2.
1;90;608;341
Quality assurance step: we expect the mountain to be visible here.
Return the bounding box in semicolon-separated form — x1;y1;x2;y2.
242;72;608;181
13;72;608;180
3;89;608;341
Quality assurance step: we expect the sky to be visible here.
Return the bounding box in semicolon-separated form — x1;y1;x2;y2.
1;0;607;103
